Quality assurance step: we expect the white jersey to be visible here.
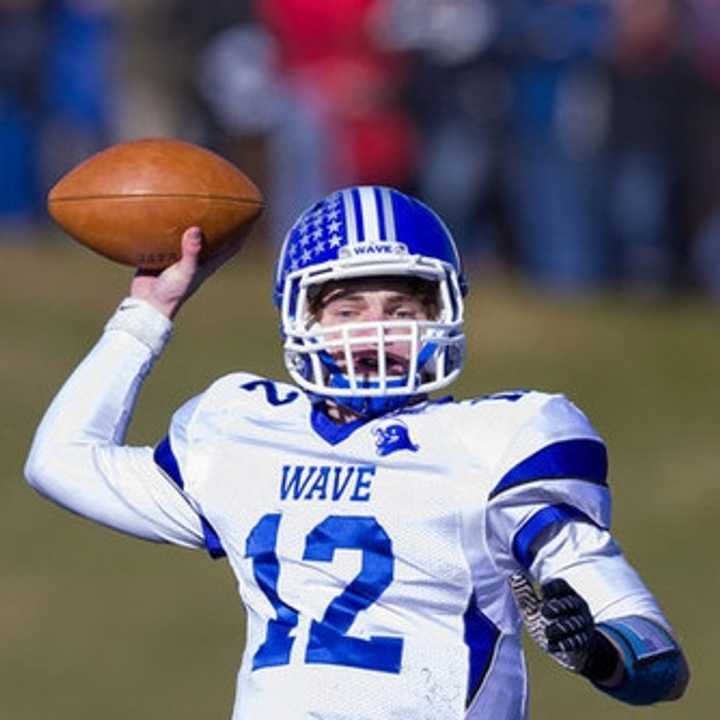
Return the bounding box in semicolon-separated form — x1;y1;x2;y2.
25;300;669;720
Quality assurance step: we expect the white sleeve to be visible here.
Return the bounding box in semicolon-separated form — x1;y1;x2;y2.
482;393;672;630
484;393;612;574
530;522;671;630
24;297;205;548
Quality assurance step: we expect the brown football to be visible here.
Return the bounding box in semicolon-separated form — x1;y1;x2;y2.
47;138;264;269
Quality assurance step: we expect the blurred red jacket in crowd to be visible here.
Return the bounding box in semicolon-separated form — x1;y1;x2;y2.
256;0;417;187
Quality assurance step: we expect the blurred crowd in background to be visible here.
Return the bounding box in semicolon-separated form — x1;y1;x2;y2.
4;0;720;297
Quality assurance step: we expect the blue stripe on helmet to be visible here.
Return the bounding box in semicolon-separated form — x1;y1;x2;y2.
272;186;467;305
374;186;387;240
351;187;365;242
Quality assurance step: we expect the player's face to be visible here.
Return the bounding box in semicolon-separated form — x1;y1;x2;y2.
314;277;436;377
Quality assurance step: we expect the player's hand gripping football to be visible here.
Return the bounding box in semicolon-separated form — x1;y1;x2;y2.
130;226;244;319
509;574;598;673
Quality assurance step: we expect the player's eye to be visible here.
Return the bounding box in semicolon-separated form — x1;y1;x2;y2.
391;305;423;319
328;304;361;320
339;305;360;316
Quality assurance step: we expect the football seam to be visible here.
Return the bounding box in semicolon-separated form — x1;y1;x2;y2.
49;194;263;205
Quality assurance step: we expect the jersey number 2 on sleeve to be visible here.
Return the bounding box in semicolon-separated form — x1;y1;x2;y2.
246;514;403;674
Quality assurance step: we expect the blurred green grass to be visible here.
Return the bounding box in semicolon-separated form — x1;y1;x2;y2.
2;237;716;718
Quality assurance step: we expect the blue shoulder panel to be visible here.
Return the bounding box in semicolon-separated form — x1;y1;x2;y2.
153;435;227;560
490;438;608;500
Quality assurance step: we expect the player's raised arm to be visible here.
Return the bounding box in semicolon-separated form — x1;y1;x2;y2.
27;134;260;547
24;228;232;547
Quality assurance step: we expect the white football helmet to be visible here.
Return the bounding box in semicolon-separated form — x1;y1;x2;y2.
273;186;468;416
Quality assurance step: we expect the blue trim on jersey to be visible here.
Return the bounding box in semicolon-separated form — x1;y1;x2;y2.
464;592;500;708
310;396;455;445
512;503;604;570
154;436;184;487
310;406;372;445
153;436;227;560
489;439;608;500
200;517;227;559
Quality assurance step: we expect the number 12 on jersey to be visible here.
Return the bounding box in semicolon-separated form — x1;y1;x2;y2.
246;514;404;673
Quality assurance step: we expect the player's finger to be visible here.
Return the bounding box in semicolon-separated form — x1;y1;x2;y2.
541;578;575;599
547;631;594;654
542;594;588;619
165;227;205;289
179;226;204;264
547;621;594;647
546;615;590;642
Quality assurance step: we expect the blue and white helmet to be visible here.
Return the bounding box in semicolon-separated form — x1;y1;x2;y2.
273;186;468;415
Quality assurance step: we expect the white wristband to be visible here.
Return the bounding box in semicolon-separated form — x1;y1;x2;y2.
105;297;174;356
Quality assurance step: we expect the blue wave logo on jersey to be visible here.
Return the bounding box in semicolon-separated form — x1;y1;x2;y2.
373;421;419;457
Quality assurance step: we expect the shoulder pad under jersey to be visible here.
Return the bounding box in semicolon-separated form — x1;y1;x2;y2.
454;390;607;498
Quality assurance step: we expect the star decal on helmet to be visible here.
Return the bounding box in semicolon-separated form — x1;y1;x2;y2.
284;194;348;274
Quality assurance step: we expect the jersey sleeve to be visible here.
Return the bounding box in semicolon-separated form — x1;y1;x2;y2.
482;392;610;572
25;298;206;549
482;392;672;628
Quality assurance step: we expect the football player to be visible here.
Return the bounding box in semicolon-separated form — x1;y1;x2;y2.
26;186;688;719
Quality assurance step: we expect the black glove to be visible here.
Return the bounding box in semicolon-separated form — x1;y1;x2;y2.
510;574;621;683
542;578;594;657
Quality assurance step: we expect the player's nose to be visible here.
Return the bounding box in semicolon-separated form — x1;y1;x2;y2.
361;300;386;322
